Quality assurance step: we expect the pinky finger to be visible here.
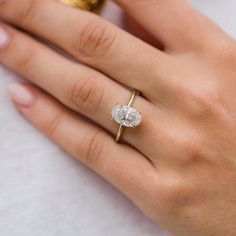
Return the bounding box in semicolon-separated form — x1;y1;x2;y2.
9;83;155;201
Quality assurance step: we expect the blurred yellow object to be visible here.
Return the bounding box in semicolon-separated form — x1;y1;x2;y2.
59;0;105;12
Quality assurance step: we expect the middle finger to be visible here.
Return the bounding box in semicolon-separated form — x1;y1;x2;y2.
0;0;173;100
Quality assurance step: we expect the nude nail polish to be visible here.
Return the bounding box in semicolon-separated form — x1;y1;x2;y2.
9;84;36;107
0;27;10;49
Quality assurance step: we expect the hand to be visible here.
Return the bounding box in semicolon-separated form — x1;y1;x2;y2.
1;1;236;235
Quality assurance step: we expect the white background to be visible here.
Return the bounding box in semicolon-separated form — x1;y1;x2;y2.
0;1;236;235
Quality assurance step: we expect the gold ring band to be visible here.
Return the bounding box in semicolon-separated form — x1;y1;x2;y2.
112;90;142;143
59;0;105;12
115;91;136;142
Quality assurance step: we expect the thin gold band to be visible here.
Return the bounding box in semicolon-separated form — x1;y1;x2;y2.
115;90;137;142
59;0;105;12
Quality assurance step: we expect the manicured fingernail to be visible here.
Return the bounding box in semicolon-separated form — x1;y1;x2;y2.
0;27;10;48
9;84;36;107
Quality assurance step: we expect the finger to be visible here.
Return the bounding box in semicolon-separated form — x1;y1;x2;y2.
126;16;163;50
9;82;156;203
0;0;173;97
0;24;163;156
114;0;229;52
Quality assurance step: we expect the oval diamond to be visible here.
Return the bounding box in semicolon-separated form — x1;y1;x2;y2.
112;104;142;128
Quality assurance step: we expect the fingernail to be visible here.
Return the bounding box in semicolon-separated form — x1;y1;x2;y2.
0;27;10;48
9;84;36;107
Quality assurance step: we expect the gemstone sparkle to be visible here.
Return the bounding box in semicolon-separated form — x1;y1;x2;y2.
111;104;141;128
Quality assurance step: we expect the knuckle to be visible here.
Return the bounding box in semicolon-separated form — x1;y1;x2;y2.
183;86;222;120
165;185;188;207
73;19;117;59
175;135;199;159
15;0;42;24
166;129;202;164
70;77;104;113
13;45;38;74
179;138;204;164
155;179;194;214
82;131;105;165
42;111;64;138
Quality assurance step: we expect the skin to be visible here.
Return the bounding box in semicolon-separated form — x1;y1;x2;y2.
0;0;236;235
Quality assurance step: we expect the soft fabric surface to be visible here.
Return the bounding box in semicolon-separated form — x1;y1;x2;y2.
0;1;235;235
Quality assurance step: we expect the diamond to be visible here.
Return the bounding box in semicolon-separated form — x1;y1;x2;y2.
111;104;141;128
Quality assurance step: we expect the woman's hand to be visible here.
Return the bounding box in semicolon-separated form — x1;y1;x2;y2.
1;0;236;235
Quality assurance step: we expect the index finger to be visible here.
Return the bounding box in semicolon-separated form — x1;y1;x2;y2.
0;0;172;99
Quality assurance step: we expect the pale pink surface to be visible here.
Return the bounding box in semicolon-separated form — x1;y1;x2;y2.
0;27;10;48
